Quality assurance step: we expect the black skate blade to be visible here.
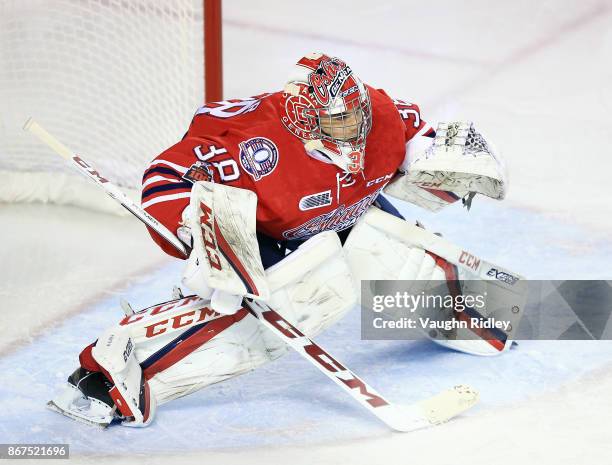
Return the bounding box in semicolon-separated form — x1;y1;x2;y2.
47;400;111;429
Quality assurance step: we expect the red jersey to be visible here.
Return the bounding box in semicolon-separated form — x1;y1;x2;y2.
142;87;433;258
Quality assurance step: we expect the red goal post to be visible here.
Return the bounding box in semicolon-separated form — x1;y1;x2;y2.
205;0;223;102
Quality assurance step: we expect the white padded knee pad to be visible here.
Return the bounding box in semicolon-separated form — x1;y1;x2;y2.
260;230;357;351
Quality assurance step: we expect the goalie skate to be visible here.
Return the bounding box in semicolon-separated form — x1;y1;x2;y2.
47;368;118;428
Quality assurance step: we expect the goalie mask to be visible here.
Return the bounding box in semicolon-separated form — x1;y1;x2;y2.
280;53;372;174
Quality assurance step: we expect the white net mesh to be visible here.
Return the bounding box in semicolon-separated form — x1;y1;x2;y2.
0;0;205;206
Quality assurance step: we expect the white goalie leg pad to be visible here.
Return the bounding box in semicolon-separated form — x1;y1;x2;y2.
345;207;526;356
145;312;265;404
92;326;156;426
81;295;253;407
344;208;448;324
71;232;355;410
146;231;357;404
344;208;445;284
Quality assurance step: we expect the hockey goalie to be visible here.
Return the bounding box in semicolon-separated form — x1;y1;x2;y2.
49;53;523;428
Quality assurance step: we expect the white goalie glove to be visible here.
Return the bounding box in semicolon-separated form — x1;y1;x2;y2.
385;121;507;211
180;181;270;314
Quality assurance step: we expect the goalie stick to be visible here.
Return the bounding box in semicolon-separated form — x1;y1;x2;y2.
245;299;478;431
23;118;189;258
25;119;479;432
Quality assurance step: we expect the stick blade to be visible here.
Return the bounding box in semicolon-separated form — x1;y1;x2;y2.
417;384;479;425
23;117;35;131
379;384;479;432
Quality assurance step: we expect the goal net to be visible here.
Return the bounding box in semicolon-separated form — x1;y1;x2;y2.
0;0;220;213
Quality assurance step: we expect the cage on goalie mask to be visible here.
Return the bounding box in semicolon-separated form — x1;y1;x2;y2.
280;53;372;174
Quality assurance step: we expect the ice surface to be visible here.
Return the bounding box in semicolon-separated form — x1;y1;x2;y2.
1;260;612;454
1;0;611;463
1;200;611;462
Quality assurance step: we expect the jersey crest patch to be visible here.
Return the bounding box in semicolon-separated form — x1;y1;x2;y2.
183;162;214;183
238;137;279;181
283;187;383;240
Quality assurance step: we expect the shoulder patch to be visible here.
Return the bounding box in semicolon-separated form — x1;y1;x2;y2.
183;161;214;184
238;137;279;181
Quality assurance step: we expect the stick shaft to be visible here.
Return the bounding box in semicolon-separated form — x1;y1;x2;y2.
24;118;189;258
